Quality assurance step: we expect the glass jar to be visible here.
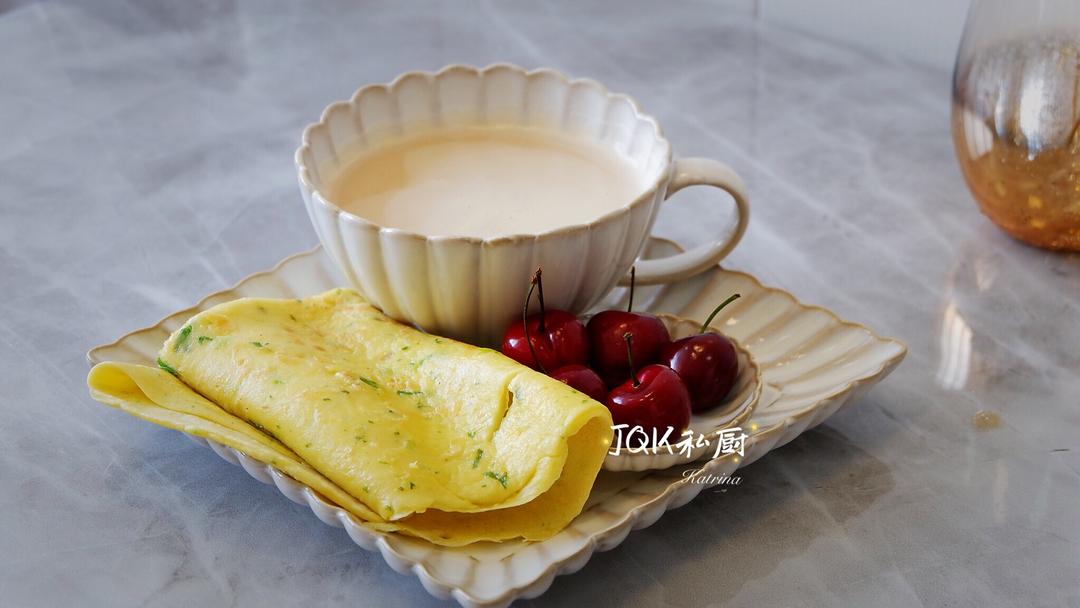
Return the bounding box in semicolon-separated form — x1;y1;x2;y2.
952;0;1080;250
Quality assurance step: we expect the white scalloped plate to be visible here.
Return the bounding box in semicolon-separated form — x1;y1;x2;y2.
87;238;906;608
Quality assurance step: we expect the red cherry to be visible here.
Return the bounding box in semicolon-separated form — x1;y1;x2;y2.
586;267;671;386
661;294;742;412
587;311;670;386
503;310;588;371
606;364;691;447
502;268;588;372
550;364;608;403
661;334;738;412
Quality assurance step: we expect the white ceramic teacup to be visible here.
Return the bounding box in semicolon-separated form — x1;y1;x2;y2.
296;64;748;346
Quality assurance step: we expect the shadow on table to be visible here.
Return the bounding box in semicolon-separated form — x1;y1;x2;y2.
523;423;894;607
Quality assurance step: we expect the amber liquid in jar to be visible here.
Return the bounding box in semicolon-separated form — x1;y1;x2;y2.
953;38;1080;250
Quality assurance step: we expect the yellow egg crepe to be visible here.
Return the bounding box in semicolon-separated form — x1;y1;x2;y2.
87;288;613;546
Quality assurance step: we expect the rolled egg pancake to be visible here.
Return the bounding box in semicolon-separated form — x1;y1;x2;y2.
87;288;613;545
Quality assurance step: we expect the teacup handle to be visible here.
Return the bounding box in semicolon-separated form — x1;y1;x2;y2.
620;157;749;286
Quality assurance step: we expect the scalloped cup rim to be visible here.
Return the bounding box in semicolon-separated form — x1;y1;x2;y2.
294;63;673;245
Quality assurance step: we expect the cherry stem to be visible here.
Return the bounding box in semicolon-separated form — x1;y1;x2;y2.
522;269;548;374
534;267;547;334
623;332;639;388
699;293;741;334
627;266;636;313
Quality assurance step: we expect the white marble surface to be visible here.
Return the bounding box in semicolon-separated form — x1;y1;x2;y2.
2;1;1078;606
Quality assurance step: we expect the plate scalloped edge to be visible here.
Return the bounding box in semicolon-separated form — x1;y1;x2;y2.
86;241;906;608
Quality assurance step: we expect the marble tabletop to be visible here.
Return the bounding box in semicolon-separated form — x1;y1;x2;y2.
2;1;1078;606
